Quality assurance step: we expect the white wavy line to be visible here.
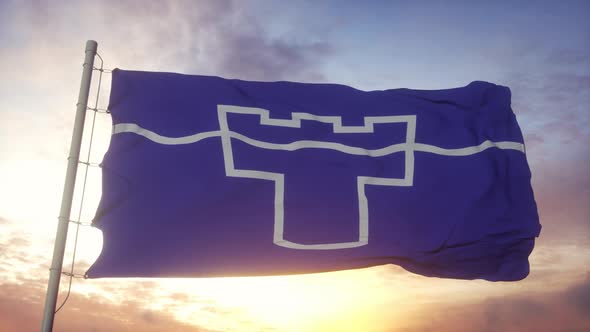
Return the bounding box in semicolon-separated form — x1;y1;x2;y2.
113;123;525;156
113;123;220;145
414;141;524;155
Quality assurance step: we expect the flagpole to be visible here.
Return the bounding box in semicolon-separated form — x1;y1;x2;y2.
41;40;98;332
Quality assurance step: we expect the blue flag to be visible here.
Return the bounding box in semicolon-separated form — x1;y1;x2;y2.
87;69;540;281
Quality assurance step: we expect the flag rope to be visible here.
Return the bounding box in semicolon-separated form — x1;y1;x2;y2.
54;52;110;314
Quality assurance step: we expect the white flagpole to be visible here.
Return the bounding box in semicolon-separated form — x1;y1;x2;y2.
41;40;98;332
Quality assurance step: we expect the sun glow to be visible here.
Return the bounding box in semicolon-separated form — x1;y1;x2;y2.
157;269;409;332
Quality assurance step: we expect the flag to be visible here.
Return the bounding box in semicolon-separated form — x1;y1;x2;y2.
86;69;540;281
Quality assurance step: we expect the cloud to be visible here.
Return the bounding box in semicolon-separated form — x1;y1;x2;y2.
0;232;34;263
545;49;590;67
0;281;214;332
482;298;548;332
564;275;590;315
208;18;334;81
84;0;334;82
6;235;30;248
0;233;50;285
499;45;590;129
402;277;590;332
529;160;590;244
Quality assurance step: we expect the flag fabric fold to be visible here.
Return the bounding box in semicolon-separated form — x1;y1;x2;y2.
87;69;540;281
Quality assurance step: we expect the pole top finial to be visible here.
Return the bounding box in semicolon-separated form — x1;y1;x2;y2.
85;40;98;53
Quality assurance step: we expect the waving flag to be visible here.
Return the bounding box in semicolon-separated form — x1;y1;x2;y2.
87;69;540;281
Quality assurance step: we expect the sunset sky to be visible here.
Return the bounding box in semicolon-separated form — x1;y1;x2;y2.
1;1;589;331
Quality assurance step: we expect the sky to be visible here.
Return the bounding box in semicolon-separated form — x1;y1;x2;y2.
0;0;589;331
